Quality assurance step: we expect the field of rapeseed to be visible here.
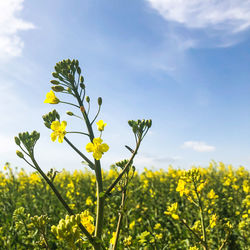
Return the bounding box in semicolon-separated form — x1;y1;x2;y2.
0;161;249;249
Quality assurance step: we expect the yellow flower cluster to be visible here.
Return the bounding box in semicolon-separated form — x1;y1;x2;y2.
164;202;179;220
51;211;95;244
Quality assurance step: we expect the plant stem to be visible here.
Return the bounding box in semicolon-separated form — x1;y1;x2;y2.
113;189;126;250
64;137;95;170
105;141;141;197
73;86;104;249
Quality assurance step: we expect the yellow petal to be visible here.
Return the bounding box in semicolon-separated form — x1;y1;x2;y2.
58;134;65;143
51;132;57;142
100;143;109;153
93;137;103;145
51;121;60;131
93;151;102;160
86;143;94;152
61;121;67;130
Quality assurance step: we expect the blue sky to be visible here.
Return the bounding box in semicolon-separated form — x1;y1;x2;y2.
1;0;250;172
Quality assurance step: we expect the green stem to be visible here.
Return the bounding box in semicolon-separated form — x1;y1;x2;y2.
91;105;101;125
105;141;140;197
113;189;126;250
60;101;80;108
73;86;104;249
64;137;95;170
66;131;90;137
194;183;208;250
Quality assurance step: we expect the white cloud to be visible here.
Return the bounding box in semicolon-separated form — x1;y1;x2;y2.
147;0;250;33
182;141;215;152
146;0;250;48
0;0;35;59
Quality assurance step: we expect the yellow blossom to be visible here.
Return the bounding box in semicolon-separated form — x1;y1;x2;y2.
86;137;109;160
208;189;218;199
155;233;163;240
154;223;161;230
96;120;107;131
164;202;179;220
50;121;67;143
129;220;136;230
123;236;132;246
44;90;60;104
210;214;217;228
86;196;93;206
176;179;189;197
110;232;116;245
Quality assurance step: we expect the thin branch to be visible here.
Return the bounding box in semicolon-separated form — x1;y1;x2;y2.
60;101;80;108
105;141;141;197
66;131;90;137
180;219;205;246
90;105;101;125
64;137;95;170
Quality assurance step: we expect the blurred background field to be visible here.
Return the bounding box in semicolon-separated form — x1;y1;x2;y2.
0;161;249;249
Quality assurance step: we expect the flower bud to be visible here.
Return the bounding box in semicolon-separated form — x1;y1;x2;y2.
67;87;72;93
98;97;102;106
80;76;84;83
66;111;74;116
80;83;85;89
51;86;64;92
68;73;74;83
77;67;81;75
14;136;20;146
44;122;51;129
16;150;24;158
52;72;59;78
50;80;60;85
86;96;90;103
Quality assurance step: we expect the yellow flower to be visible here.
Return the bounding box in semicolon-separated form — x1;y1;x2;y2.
44;90;60;104
110;232;116;245
208;189;218;199
123;236;132;246
96;120;107;131
210;214;217;228
176;179;189;197
154;223;161;230
86;137;109;160
80;211;95;234
50;121;67;143
129;220;136;230
164;202;179;220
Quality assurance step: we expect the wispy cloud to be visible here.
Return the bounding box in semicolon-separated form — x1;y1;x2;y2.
0;0;35;60
182;141;215;152
146;0;250;47
134;154;181;168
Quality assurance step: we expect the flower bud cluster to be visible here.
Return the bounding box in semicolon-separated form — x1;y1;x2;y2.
128;119;152;140
51;59;83;88
51;214;81;242
31;215;50;229
42;109;60;129
51;211;95;243
15;131;40;155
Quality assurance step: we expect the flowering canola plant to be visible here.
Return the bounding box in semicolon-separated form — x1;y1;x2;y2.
14;59;152;250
